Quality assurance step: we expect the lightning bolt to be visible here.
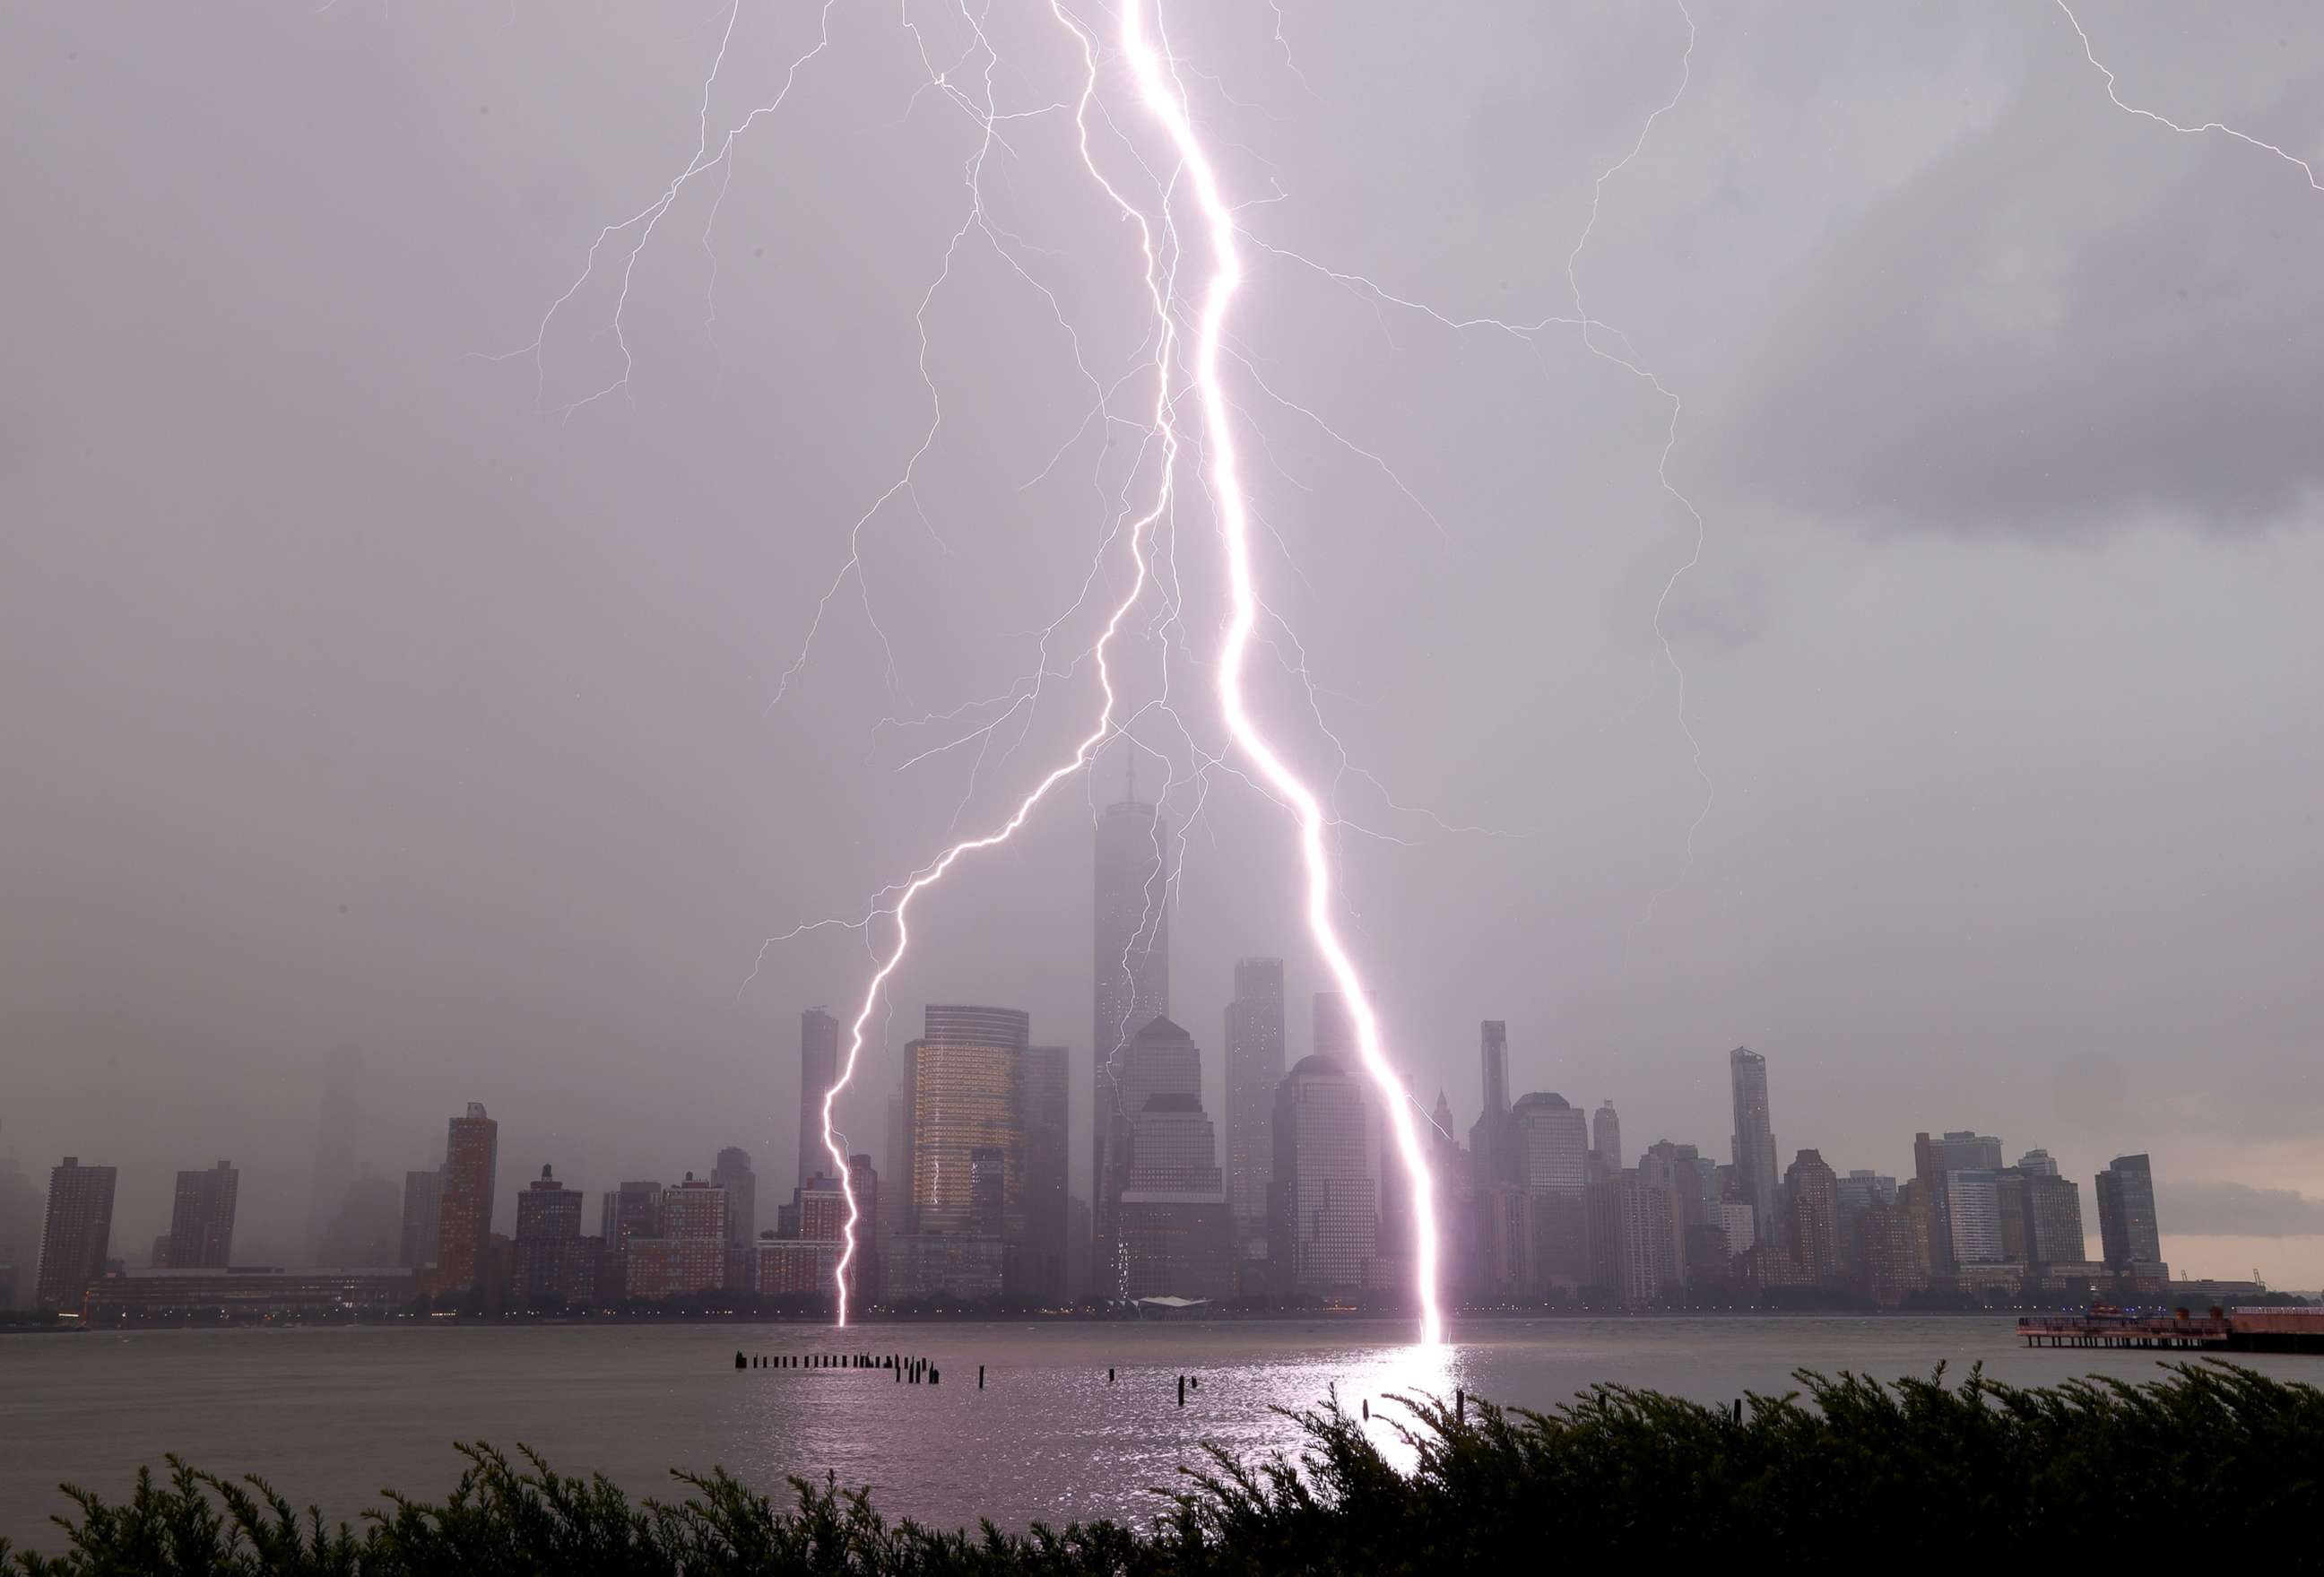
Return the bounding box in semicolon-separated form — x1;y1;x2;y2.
1111;0;1442;1344
2053;0;2322;191
513;1;1470;1338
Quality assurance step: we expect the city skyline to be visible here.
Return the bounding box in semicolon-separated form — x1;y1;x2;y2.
13;1001;2311;1318
8;955;2315;1303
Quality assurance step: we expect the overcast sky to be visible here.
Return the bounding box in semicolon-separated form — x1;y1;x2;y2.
4;0;2319;1286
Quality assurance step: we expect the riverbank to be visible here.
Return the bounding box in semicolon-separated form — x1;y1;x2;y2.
5;1363;2315;1568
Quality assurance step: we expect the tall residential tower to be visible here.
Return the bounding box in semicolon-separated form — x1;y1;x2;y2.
1728;1048;1781;1251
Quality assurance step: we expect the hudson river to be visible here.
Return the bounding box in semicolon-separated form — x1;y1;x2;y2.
4;1317;2311;1547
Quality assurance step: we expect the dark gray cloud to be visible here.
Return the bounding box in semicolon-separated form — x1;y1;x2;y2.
1702;6;2324;533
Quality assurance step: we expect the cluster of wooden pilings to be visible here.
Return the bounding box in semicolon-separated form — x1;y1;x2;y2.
737;1350;943;1383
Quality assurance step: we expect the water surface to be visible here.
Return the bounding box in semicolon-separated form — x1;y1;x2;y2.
4;1316;2307;1547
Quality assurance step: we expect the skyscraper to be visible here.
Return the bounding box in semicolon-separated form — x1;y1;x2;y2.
1312;991;1364;1060
1092;779;1169;1211
1096;1014;1203;1294
2022;1170;2087;1265
1512;1093;1590;1291
1269;1054;1374;1292
1479;1020;1510;1113
515;1164;584;1240
1224;958;1286;1265
167;1161;238;1270
512;1164;596;1307
1642;1139;1712;1289
1117;1090;1233;1299
304;1056;361;1264
924;1004;1033;1053
432;1103;499;1295
1783;1149;1842;1285
1728;1047;1781;1250
1470;1021;1514;1191
597;1177;661;1293
1912;1131;2004;1276
799;1009;840;1188
1019;1044;1071;1300
712;1146;756;1249
846;1153;880;1302
0;1146;44;1312
34;1157;116;1313
904;1009;1026;1238
626;1174;726;1300
2095;1153;2162;1269
317;1174;403;1267
1833;1170;1895;1272
1591;1102;1622;1171
1615;1170;1680;1304
1944;1170;2006;1266
399;1169;444;1269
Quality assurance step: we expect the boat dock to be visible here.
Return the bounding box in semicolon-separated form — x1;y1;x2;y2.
2019;1308;2324;1354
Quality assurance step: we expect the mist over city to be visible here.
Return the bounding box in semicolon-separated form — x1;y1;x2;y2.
4;0;2321;1564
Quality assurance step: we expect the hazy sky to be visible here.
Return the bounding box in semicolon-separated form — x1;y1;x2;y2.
4;0;2319;1285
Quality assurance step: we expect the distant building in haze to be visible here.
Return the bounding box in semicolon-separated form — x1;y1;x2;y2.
713;1147;756;1252
1642;1140;1713;1289
1092;774;1169;1214
1591;1102;1621;1172
2095;1153;2163;1270
1728;1048;1781;1252
1783;1149;1841;1285
799;1009;840;1188
1511;1093;1589;1292
1854;1196;1927;1306
1833;1170;1895;1274
511;1164;598;1307
304;1057;362;1264
1117;1089;1232;1299
0;1148;44;1311
317;1174;403;1267
2021;1169;2087;1265
1470;1021;1515;1198
1096;1014;1201;1295
1943;1169;2007;1267
399;1169;444;1269
1613;1170;1678;1304
35;1157;117;1312
1019;1044;1071;1301
1224;958;1286;1269
1270;1053;1374;1293
167;1162;238;1270
431;1104;499;1295
1913;1131;2003;1276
